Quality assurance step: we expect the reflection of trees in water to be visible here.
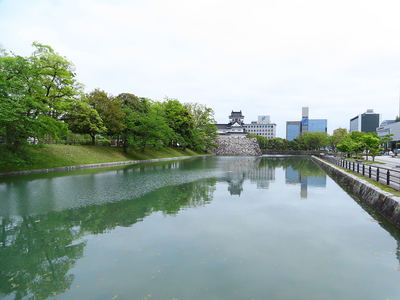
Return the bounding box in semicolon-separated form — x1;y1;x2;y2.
261;156;327;177
0;158;217;217
0;214;85;300
0;176;216;300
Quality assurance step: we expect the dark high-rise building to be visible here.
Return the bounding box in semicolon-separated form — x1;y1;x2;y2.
349;109;380;133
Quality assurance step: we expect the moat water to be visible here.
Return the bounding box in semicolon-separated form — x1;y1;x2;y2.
1;156;400;300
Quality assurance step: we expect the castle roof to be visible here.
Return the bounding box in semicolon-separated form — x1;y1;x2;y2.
229;110;244;118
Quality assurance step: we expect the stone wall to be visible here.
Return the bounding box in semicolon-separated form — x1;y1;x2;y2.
312;156;400;228
213;137;262;156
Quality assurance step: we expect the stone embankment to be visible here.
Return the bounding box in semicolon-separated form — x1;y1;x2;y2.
213;137;262;156
312;156;400;228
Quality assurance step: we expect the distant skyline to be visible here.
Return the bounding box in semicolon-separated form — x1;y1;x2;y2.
1;0;400;138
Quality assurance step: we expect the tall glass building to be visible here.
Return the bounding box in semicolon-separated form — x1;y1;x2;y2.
308;119;327;132
286;121;301;141
286;107;327;140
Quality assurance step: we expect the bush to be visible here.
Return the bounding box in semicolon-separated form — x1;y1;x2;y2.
98;139;111;146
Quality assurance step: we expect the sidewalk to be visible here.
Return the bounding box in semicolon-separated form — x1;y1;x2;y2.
368;155;400;170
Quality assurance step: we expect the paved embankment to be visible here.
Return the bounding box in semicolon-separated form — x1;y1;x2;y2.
312;156;400;228
0;155;212;177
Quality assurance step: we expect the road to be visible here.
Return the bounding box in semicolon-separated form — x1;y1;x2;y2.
368;155;400;170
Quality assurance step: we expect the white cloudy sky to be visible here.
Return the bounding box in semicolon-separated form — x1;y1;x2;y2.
1;0;400;138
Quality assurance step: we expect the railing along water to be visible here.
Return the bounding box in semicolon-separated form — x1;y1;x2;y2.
318;155;400;191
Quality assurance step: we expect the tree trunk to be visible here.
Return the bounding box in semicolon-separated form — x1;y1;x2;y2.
90;134;96;146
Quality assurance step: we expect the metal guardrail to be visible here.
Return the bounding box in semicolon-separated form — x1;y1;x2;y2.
319;155;400;191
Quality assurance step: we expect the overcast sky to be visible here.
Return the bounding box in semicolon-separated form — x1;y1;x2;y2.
1;0;400;138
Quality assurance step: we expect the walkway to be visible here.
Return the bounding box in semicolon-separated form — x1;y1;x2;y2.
369;155;400;170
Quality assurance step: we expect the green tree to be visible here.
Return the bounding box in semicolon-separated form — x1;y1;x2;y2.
380;133;394;153
184;102;218;151
247;133;269;150
267;137;289;150
86;89;126;137
118;94;173;152
301;131;329;150
290;137;307;150
361;133;382;161
117;93;142;152
163;98;196;150
329;128;347;152
30;42;84;119
0;52;44;150
337;132;365;157
64;101;106;145
0;42;84;164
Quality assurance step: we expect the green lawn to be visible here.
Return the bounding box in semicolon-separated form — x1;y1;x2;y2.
0;145;206;173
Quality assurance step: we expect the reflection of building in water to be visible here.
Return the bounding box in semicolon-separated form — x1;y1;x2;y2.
248;166;275;189
285;166;326;199
216;157;276;195
227;173;245;195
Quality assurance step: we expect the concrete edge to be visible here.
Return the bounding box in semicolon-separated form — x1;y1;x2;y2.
0;154;213;177
312;156;400;228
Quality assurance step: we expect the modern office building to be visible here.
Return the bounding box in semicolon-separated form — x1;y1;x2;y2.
244;115;277;139
286;121;301;141
376;120;400;152
286;107;327;141
349;109;380;133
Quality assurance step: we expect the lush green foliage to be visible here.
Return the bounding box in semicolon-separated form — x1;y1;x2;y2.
335;131;384;160
0;43;218;166
0;43;82;164
249;129;385;159
248;131;328;151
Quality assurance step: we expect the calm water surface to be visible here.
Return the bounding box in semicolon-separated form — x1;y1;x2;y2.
1;156;400;300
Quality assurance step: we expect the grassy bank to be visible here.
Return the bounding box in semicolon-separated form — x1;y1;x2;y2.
0;145;206;174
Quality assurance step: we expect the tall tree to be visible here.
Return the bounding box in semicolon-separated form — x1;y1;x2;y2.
301;131;329;150
163;98;196;150
64;101;106;145
329;128;347;151
0;42;84;157
361;133;382;161
86;89;125;136
184;102;218;151
337;133;364;157
0;51;43;150
120;95;173;151
30;42;83;119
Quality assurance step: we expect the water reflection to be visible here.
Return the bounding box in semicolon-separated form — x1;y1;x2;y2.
0;175;216;300
1;156;399;300
215;156;326;198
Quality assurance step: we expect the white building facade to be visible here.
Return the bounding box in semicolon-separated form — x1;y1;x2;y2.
244;115;277;139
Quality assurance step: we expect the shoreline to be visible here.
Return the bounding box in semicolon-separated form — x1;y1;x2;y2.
0;155;212;177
